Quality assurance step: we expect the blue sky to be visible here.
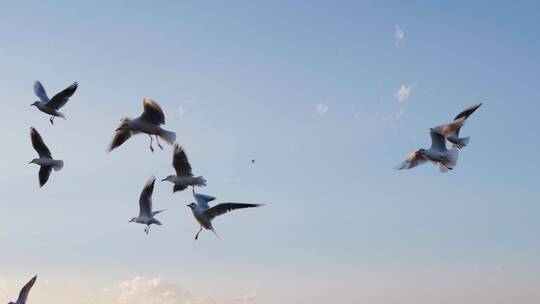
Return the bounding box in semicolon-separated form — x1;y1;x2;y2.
0;1;539;303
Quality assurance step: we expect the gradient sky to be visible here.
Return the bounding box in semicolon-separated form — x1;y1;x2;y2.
1;1;539;303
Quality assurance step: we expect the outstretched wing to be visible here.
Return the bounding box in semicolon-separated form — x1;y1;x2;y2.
429;129;447;152
430;118;465;138
33;81;49;103
16;275;37;304
139;176;155;217
46;82;78;109
204;203;263;220
194;192;216;210
139;98;165;125
30;127;52;158
38;166;52;187
172;144;193;177
107;130;132;152
454;103;482;121
395;150;428;170
452;103;482;137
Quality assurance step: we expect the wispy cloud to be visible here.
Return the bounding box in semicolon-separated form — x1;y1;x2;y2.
394;25;405;45
395;84;415;103
315;103;329;115
178;106;185;116
112;276;255;304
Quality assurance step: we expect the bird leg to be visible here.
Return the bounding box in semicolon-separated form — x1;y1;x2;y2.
194;226;202;240
155;135;164;150
148;135;154;153
50;116;55;125
145;225;150;234
192;186;195;194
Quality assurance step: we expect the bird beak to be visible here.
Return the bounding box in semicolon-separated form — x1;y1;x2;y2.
161;178;167;182
115;127;122;131
186;204;190;207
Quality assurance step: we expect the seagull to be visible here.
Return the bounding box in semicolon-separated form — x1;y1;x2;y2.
29;127;64;187
161;144;206;193
187;192;263;240
30;81;78;125
446;103;482;149
108;98;176;153
129;176;165;234
8;275;36;304
396;127;459;173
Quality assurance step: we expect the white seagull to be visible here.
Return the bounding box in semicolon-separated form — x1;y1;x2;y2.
8;275;37;304
29;127;64;187
162;144;206;193
396;126;459;173
129;176;165;234
187;192;263;240
446;103;482;149
108;98;176;153
31;81;78;124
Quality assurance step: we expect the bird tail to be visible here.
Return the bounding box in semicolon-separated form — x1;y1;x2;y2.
158;129;176;145
195;176;207;187
453;136;470;149
150;218;163;226
209;226;219;238
52;160;64;171
56;112;66;119
152;209;166;216
445;148;459;168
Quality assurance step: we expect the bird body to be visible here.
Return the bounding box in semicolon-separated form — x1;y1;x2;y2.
29;127;63;187
188;192;263;240
162;144;206;192
31;81;77;124
397;128;459;172
129;176;165;234
108;98;176;152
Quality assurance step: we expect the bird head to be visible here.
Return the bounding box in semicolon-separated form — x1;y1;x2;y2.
417;149;426;156
28;159;38;165
115;117;132;131
161;175;175;182
30;101;40;107
186;202;197;210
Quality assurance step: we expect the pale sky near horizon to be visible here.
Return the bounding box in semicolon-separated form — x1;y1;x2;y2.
0;1;539;303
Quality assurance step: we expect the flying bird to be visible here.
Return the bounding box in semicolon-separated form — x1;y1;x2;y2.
29;127;64;187
161;144;206;193
8;275;36;304
396;128;459;173
187;192;263;240
129;176;165;234
446;103;482;149
108;98;176;153
31;81;78;124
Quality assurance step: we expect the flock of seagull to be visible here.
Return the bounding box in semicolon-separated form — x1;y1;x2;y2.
11;80;482;304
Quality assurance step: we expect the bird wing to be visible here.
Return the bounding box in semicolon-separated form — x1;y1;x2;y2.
139;176;155;217
46;82;78;109
107;130;132;152
139;98;165;125
452;103;482;137
429;129;447;152
454;103;482;121
16;275;36;304
173;184;188;192
172;144;193;176
33;81;49;103
30;127;52;158
395;150;428;170
204;203;263;220
194;192;216;210
431;118;465;138
38;166;52;187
